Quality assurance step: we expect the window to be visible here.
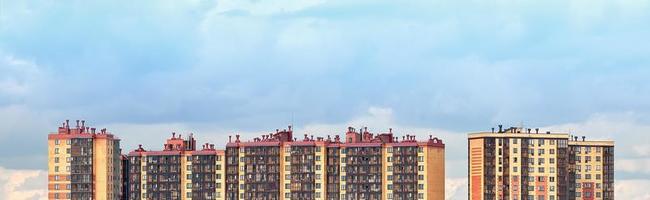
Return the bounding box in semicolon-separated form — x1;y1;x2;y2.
387;184;393;190
513;148;518;153
55;139;60;145
387;157;392;162
418;156;424;162
55;148;59;154
513;138;518;144
513;167;518;172
55;157;59;163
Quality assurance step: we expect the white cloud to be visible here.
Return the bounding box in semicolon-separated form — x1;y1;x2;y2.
616;180;650;200
617;159;650;175
0;53;42;97
445;178;467;200
0;167;47;200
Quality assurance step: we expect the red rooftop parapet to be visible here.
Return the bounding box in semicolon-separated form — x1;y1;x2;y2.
49;119;117;140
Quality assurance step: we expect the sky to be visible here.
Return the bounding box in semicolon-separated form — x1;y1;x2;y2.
1;0;650;199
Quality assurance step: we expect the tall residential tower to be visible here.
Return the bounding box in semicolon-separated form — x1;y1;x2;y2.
48;120;122;200
468;126;614;200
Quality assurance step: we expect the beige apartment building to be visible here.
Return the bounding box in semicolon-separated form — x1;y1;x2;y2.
468;125;614;200
48;120;122;200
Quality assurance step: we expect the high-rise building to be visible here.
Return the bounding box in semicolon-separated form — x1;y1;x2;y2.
467;125;614;200
126;132;226;200
568;138;615;200
127;126;445;200
48;120;122;200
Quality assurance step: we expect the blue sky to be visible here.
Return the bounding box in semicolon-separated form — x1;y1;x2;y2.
1;0;650;199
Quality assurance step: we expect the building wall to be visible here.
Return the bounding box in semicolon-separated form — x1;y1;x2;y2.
468;130;614;200
48;138;71;199
468;138;484;200
425;145;445;200
570;141;614;200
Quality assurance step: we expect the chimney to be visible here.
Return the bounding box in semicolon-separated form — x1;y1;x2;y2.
574;136;578;141
210;144;214;149
535;128;539;134
527;128;531;134
173;132;176;138
498;125;503;133
81;120;85;128
91;128;96;134
429;135;433;140
492;128;495;133
236;135;240;142
229;136;232;143
288;125;292;131
65;119;70;128
389;128;392;133
76;120;80;128
582;136;585;141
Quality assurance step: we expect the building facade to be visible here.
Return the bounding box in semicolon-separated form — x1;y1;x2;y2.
48;120;122;200
468;126;614;200
126;133;227;200
127;126;445;200
568;139;615;200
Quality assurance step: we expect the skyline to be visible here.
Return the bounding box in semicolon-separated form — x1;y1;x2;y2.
1;0;650;199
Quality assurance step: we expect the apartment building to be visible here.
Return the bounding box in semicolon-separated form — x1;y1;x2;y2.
125;133;226;200
47;120;122;200
468;125;614;200
224;126;445;200
568;138;615;200
123;126;444;200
